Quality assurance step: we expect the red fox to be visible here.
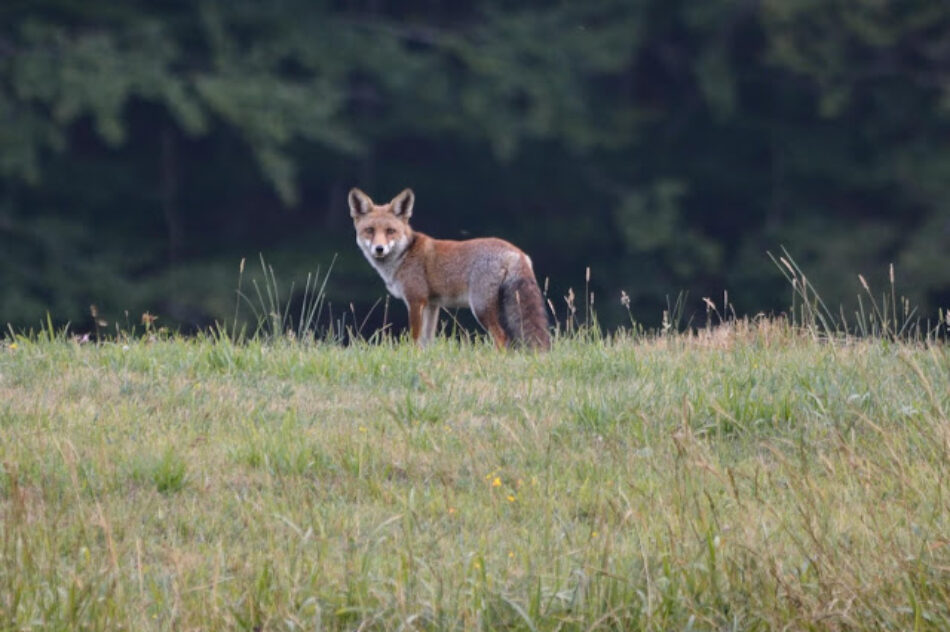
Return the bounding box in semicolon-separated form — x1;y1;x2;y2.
349;188;551;350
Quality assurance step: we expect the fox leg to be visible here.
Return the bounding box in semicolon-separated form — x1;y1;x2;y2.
468;264;512;350
470;301;509;349
408;299;426;345
422;304;440;343
408;300;439;346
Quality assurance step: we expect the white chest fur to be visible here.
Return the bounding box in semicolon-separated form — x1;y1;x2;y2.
363;251;406;301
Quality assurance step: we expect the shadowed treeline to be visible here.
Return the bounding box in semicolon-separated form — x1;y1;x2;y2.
1;1;948;333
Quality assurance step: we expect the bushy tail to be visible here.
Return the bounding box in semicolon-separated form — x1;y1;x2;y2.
500;276;551;351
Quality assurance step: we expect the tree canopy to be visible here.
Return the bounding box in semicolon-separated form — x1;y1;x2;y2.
2;0;948;331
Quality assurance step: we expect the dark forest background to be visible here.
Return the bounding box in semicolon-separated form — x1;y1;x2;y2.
2;0;949;334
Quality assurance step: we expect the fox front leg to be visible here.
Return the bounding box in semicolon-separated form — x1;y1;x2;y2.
422;304;439;344
407;298;429;346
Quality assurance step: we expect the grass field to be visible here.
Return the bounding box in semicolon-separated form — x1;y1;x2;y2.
1;320;949;630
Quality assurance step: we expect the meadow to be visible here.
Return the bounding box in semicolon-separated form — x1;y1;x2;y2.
1;313;948;631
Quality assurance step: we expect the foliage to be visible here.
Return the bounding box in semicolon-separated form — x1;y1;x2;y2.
0;0;948;330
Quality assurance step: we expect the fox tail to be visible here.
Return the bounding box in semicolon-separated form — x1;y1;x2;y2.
499;275;551;351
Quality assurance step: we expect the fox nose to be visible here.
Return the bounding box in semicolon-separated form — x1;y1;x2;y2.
374;245;385;255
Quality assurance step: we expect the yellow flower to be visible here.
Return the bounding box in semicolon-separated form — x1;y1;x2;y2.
507;495;516;502
8;342;17;350
492;477;502;488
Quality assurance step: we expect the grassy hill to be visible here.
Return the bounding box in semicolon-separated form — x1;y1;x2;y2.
1;322;949;630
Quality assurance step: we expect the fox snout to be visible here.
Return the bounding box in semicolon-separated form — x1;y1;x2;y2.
366;239;392;258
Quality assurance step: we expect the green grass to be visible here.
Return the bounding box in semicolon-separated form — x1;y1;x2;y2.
1;322;949;630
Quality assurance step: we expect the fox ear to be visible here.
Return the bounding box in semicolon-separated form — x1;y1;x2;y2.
390;188;414;219
348;188;373;217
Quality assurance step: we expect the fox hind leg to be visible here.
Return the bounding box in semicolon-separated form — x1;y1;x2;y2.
472;308;509;349
469;293;509;349
467;261;513;349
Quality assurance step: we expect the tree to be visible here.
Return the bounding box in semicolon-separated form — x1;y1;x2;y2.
1;0;947;331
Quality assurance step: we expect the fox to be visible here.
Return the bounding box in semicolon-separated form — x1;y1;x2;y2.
349;187;551;350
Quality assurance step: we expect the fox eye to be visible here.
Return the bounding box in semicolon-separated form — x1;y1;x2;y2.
363;227;374;236
385;228;396;236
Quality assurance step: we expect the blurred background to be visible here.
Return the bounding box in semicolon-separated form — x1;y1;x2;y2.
1;0;948;334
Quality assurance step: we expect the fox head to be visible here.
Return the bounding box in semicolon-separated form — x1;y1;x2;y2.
349;188;414;261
